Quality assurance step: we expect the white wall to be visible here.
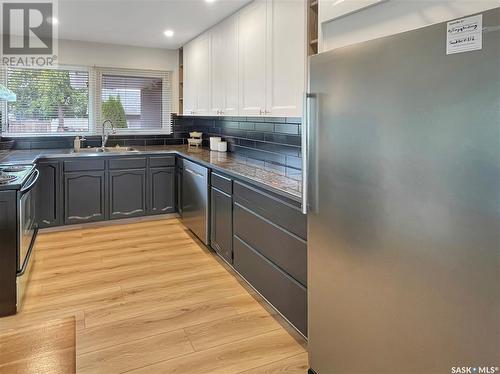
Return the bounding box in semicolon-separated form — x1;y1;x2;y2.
320;0;500;52
58;39;179;112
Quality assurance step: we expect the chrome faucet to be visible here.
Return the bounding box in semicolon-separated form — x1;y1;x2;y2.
101;119;116;148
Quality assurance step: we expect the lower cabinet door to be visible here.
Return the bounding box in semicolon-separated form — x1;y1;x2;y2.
109;169;147;220
210;187;232;263
148;167;175;215
37;161;61;228
64;171;106;225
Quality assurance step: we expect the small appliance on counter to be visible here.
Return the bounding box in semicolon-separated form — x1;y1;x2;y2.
209;137;222;151
217;141;227;152
187;131;203;147
0;163;39;317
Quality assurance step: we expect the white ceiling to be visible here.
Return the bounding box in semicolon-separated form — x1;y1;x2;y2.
57;0;251;49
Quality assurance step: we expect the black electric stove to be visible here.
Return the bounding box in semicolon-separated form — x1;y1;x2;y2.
0;164;35;190
0;162;39;317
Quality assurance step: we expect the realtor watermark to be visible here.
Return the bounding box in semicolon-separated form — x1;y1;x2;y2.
1;0;58;67
451;366;499;373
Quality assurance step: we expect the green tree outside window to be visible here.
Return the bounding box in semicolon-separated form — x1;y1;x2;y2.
101;96;127;128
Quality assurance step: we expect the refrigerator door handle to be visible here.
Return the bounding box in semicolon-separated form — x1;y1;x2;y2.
301;93;315;214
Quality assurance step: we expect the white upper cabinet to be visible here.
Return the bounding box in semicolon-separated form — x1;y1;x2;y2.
238;0;268;116
183;33;210;115
210;16;239;116
184;0;306;117
183;41;196;115
266;0;305;117
240;0;305;117
195;33;210;115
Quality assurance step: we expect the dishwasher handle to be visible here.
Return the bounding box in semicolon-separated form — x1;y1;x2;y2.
185;167;204;178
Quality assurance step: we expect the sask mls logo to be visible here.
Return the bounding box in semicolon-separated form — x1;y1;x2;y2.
1;0;58;66
451;367;499;374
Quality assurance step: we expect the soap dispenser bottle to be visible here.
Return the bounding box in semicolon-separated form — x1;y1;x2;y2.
74;136;81;150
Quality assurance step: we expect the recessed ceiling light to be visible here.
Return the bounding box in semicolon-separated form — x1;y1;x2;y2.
164;30;174;37
48;17;58;25
205;0;216;3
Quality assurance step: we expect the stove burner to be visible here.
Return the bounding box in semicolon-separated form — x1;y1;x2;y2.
1;165;29;172
0;173;18;184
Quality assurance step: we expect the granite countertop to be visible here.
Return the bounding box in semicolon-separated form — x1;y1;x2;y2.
0;145;302;201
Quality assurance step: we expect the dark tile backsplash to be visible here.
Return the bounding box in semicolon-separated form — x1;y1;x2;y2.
2;134;185;150
173;115;302;170
3;115;302;170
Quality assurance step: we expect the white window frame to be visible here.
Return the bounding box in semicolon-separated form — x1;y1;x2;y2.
1;65;173;136
94;67;173;135
1;64;94;137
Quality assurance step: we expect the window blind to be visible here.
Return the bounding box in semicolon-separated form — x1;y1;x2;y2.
4;67;89;134
94;67;172;134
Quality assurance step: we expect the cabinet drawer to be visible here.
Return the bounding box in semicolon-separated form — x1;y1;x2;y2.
234;181;306;239
211;172;232;195
234;203;306;286
64;159;105;172
109;157;147;170
149;156;175;168
233;236;307;336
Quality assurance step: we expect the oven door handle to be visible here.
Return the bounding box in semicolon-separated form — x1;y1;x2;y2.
16;227;38;276
20;169;39;195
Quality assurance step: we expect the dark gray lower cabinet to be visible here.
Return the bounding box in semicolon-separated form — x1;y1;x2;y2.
176;163;183;215
64;171;106;225
37;161;61;228
232;180;308;336
210;187;232;263
233;235;307;336
149;167;175;215
233;202;307;286
44;156;179;226
109;169;147;220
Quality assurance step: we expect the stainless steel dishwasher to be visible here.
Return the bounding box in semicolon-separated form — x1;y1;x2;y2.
181;159;209;245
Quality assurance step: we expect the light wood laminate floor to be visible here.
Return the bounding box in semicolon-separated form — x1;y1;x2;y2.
0;217;308;374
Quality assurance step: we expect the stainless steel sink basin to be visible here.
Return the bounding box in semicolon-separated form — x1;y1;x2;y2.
73;147;139;154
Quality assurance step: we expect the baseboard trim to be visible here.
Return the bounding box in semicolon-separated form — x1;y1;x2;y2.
39;213;180;233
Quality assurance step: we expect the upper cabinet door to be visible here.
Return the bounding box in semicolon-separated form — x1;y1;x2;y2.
223;16;239;116
266;0;305;117
194;33;210;115
183;41;196;115
210;22;225;115
210;16;238;116
238;0;267;116
184;34;210;115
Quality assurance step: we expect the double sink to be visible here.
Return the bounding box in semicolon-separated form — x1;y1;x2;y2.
72;146;139;154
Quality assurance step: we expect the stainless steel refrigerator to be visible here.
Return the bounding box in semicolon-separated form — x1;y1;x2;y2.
305;8;500;374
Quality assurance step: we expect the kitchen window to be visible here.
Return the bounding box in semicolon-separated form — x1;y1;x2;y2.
94;68;172;134
1;66;173;135
2;66;90;134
